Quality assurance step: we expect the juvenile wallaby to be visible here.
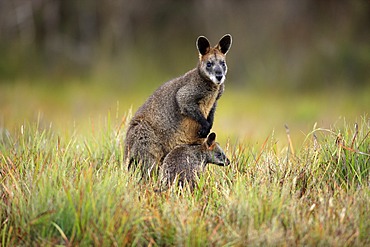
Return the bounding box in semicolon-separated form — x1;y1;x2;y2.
159;132;230;190
124;34;232;176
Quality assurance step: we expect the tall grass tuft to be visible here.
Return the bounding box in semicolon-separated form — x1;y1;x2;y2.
1;114;369;246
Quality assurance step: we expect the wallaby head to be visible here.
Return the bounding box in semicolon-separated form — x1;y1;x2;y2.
203;132;230;166
197;34;232;85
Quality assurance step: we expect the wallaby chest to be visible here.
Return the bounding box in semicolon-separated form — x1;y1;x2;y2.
198;87;219;118
174;86;219;147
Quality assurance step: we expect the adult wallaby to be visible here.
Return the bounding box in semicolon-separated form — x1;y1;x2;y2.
159;132;230;191
124;34;232;176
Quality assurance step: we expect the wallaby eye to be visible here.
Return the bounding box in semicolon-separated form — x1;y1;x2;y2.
206;62;212;68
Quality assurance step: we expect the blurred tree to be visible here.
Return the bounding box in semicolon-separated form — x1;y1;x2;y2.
0;0;369;89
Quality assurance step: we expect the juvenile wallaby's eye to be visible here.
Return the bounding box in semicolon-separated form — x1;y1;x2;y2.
206;62;212;67
216;153;223;159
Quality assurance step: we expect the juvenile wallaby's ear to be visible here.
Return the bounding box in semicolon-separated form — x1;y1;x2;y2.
217;34;232;54
197;36;211;56
206;132;216;148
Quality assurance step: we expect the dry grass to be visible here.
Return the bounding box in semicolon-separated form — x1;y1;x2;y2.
1;110;369;246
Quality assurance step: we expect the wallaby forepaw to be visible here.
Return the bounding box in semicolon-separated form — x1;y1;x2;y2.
198;124;211;138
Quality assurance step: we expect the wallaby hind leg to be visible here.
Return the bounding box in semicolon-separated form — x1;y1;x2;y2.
124;122;164;178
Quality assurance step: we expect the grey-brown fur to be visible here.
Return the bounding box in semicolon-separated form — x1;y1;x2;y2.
124;34;232;176
159;132;230;190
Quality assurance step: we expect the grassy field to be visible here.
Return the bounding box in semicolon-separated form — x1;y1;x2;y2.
0;81;369;246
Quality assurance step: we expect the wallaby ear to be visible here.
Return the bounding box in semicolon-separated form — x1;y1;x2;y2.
217;34;232;54
196;36;211;56
206;132;216;148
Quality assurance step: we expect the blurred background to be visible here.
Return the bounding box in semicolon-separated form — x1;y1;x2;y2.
0;0;369;144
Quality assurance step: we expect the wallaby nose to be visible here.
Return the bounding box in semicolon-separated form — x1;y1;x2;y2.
225;158;230;166
216;75;223;82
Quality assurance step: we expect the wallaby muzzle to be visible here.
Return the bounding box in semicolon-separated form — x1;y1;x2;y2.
224;158;231;166
215;66;223;82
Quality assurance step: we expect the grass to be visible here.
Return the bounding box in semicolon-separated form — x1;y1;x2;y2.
1;106;369;246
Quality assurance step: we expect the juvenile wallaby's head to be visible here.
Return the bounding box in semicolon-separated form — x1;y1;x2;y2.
203;132;230;166
196;34;232;85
